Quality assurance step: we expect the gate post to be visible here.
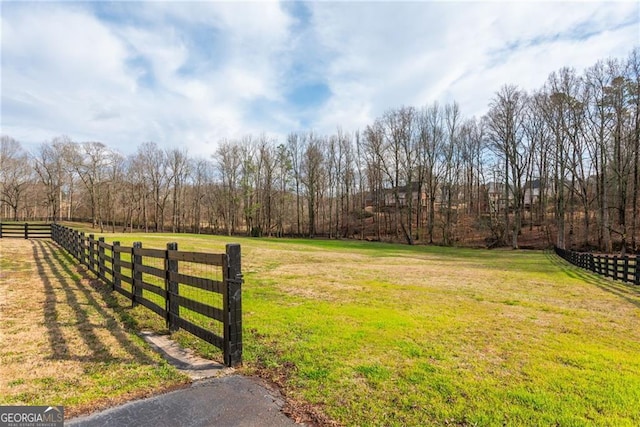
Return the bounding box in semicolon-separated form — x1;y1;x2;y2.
224;243;243;367
165;242;179;332
24;223;28;239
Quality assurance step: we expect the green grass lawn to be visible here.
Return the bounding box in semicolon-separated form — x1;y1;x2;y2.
63;224;640;425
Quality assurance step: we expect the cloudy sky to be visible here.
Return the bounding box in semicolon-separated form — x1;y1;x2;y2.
1;1;638;156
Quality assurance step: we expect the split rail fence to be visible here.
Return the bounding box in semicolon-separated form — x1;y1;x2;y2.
555;246;639;286
51;224;242;366
0;222;51;239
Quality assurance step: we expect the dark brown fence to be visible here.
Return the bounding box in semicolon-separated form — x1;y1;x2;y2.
555;247;639;286
0;223;52;239
51;224;242;366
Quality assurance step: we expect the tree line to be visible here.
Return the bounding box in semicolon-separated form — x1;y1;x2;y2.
1;48;638;253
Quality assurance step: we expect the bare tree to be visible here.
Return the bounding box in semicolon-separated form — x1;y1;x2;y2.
189;158;212;234
376;106;416;244
525;93;553;234
65;141;114;230
32;137;70;221
134;142;170;231
167;148;190;233
607;59;634;254
301;134;324;237
287;132;305;235
274;143;292;237
364;121;385;240
627;47;640;252
0;136;32;220
215;140;241;236
486;85;529;249
417;103;446;244
441;102;462;245
104;151;125;232
584;61;614;252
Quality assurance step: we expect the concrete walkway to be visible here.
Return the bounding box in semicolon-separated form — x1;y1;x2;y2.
68;332;299;426
67;375;298;427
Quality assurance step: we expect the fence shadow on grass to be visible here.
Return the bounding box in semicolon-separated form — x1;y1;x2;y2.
32;240;156;365
546;250;640;310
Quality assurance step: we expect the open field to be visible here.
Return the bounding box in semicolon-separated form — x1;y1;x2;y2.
0;238;189;418
61;224;640;426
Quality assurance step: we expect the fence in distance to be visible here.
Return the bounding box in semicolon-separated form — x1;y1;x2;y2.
0;222;52;239
555;246;639;286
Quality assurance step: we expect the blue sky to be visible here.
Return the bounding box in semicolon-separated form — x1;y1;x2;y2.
1;1;638;156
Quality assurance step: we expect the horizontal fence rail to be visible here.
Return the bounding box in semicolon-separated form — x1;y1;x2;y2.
51;224;243;366
555;246;639;286
0;223;52;239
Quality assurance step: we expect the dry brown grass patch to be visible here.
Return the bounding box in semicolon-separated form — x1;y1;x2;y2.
0;239;188;417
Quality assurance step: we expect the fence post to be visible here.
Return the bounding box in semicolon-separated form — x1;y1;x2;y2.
165;242;179;332
623;256;629;283
224;243;243;367
69;228;73;257
113;241;121;292
80;231;87;266
89;234;96;274
0;223;3;239
70;228;74;258
613;256;618;281
76;229;81;260
132;242;143;306
98;237;106;281
635;255;640;286
24;223;28;239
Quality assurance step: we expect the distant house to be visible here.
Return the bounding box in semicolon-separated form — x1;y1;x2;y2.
365;183;428;210
523;179;554;210
485;179;553;212
486;181;512;212
382;183;428;208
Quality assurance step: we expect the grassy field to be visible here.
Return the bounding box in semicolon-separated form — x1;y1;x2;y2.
60;224;640;426
0;238;190;418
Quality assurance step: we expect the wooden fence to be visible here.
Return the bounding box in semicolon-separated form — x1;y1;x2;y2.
51;224;242;366
555;247;639;286
0;223;52;239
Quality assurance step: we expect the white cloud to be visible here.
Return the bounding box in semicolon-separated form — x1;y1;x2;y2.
1;1;637;156
305;1;638;132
